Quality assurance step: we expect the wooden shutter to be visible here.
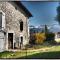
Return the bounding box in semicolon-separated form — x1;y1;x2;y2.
2;11;5;30
0;12;2;29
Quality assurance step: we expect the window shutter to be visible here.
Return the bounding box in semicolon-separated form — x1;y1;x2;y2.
2;12;5;30
0;12;2;29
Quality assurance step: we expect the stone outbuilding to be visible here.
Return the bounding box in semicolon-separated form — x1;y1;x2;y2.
0;1;32;52
55;32;60;43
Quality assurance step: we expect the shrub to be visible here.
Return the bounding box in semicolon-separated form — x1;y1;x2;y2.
29;33;36;44
35;33;46;44
45;33;55;41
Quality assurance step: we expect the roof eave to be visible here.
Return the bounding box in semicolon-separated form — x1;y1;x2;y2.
14;1;33;18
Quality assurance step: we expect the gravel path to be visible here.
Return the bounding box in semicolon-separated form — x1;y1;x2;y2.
8;46;55;53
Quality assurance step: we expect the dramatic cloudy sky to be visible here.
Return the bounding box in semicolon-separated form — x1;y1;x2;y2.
21;1;59;26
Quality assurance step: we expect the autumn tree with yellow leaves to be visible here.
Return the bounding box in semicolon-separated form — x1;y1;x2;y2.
35;33;46;44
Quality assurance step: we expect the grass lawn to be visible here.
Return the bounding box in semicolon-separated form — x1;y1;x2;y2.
0;45;60;58
20;51;60;59
0;50;36;58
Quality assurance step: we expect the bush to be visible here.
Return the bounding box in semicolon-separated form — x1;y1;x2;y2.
45;33;55;41
35;33;46;44
29;34;36;44
29;32;55;45
45;33;56;45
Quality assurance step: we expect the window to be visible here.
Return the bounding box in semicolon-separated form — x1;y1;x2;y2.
0;11;5;30
0;12;2;29
20;21;23;31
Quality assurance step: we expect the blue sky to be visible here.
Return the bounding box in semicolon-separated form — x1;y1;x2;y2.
22;1;59;27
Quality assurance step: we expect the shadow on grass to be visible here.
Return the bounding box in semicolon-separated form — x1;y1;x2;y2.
19;51;60;59
0;51;14;58
1;50;60;59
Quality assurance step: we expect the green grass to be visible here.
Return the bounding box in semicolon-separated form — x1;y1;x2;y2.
20;51;60;59
0;50;36;58
0;51;14;58
32;44;52;49
0;45;60;58
20;45;60;59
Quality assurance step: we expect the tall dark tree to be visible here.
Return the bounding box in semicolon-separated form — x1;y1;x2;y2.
44;24;51;41
45;24;48;35
44;24;48;40
56;2;60;24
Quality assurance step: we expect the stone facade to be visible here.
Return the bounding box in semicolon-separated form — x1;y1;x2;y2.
0;2;32;52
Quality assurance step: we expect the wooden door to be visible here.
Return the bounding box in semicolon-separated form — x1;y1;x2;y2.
8;33;13;49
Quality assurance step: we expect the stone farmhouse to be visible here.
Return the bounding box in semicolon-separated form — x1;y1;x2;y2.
0;1;32;52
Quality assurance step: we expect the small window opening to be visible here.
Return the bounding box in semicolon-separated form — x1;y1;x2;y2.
20;21;23;31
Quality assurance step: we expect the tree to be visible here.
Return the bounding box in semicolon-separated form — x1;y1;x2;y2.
55;3;60;24
44;24;49;41
46;33;55;41
35;33;46;44
29;33;36;45
45;24;48;34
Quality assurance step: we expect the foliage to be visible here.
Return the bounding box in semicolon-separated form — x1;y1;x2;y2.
35;33;46;44
55;5;60;24
30;32;55;44
29;33;36;44
30;27;55;44
45;33;55;41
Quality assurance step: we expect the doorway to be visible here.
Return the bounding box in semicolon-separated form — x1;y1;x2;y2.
8;33;13;49
20;36;23;49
